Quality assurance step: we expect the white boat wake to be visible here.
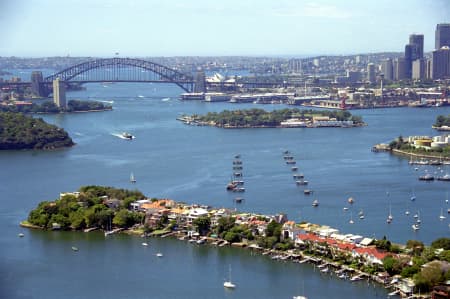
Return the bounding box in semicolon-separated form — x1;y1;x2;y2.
111;133;135;140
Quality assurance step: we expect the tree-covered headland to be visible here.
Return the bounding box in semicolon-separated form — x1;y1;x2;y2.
0;100;112;113
0;112;74;150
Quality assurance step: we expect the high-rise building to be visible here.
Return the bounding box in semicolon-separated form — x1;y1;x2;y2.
380;58;393;81
431;46;450;79
288;59;302;74
367;63;376;84
409;34;424;59
405;34;424;79
425;58;433;79
435;23;450;49
53;78;66;109
412;59;426;80
404;44;413;79
394;57;406;81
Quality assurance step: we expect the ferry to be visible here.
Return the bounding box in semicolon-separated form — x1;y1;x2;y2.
418;173;434;181
437;174;450;181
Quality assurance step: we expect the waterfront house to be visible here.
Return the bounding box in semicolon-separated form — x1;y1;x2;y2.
130;199;151;211
103;198;121;210
167;207;188;227
273;213;288;224
59;191;80;200
353;246;389;265
210;209;234;227
282;221;303;241
186;207;209;225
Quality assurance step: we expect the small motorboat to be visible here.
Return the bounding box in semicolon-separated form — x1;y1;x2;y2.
121;132;133;140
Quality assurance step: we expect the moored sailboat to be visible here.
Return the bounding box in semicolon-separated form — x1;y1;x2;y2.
223;265;236;289
130;172;136;183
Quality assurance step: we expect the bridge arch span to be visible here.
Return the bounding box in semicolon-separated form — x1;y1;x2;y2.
44;57;195;92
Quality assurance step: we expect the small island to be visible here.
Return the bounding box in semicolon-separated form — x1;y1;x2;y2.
0;112;74;150
23;185;450;296
177;108;365;128
373;115;450;161
432;114;450;131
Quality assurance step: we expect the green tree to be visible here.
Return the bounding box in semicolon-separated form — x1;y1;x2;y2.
193;216;211;235
69;210;86;229
431;238;450;250
382;256;403;276
266;220;282;241
406;240;425;256
414;261;445;293
112;209;134;228
224;231;241;243
156;214;169;230
216;216;235;236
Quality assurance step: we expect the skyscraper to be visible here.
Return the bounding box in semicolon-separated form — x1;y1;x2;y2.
405;34;424;79
394;58;406;81
367;63;376;84
435;23;450;49
412;59;425;80
380;58;393;81
409;34;424;59
431;46;450;79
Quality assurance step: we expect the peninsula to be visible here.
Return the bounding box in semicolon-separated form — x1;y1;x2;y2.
177;108;364;128
23;185;450;297
0;99;112;114
0;112;74;150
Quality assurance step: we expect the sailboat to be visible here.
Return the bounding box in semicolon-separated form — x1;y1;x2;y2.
349;211;354;224
223;265;236;289
386;204;393;224
130;172;136;183
358;209;365;219
410;189;416;201
415;210;422;224
412;223;420;231
440;208;446;220
293;272;308;299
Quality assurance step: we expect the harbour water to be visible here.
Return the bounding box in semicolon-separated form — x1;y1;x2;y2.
1;77;450;298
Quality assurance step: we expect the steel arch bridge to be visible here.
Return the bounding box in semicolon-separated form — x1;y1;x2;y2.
44;57;195;92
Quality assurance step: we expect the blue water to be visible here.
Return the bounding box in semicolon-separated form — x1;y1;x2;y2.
1;75;449;298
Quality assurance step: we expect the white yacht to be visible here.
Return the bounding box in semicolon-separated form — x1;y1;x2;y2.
223;265;236;289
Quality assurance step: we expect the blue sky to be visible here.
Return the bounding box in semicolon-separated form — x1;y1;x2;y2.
1;0;449;57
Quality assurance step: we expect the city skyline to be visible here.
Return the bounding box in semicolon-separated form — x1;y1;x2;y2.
1;0;449;57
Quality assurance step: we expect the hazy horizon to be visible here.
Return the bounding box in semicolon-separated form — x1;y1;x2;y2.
1;0;449;57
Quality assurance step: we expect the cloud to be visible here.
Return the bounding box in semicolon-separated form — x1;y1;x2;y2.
273;2;353;19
